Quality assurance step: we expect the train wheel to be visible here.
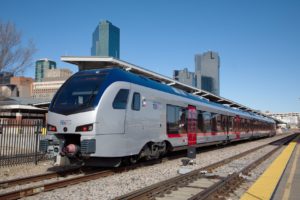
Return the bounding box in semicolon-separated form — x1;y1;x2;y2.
140;142;167;160
129;155;138;164
160;141;168;156
122;155;138;165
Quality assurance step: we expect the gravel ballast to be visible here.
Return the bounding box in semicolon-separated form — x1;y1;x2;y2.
0;133;292;200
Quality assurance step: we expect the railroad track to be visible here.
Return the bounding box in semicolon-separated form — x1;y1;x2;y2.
0;167;91;189
0;156;171;200
0;141;241;198
0;168;115;200
115;133;297;200
0;134;294;200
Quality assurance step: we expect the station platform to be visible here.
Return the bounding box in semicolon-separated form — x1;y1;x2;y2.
241;133;300;200
273;134;300;200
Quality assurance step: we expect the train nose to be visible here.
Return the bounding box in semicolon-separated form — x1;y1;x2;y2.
62;144;80;157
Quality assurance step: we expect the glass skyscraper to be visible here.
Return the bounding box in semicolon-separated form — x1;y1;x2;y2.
35;58;56;82
195;51;220;95
91;20;120;58
173;51;220;96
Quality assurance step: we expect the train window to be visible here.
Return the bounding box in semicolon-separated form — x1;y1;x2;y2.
51;73;107;115
228;117;233;132
203;112;212;133
167;105;178;134
255;120;259;131
245;119;250;132
166;105;187;134
233;117;237;132
216;114;223;132
250;120;253;131
131;92;141;111
240;118;244;132
113;89;129;109
221;115;227;132
197;111;205;132
211;113;218;132
179;108;187;134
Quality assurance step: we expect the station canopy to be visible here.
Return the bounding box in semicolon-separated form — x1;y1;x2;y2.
61;56;282;124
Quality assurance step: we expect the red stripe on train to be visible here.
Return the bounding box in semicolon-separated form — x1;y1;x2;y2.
167;132;228;138
167;132;248;139
167;134;188;138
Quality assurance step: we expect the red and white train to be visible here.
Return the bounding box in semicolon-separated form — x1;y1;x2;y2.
40;68;276;167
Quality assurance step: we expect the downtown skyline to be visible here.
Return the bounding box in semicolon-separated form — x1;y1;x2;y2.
1;0;299;113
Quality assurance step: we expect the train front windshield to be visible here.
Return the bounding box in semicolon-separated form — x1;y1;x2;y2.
50;72;108;115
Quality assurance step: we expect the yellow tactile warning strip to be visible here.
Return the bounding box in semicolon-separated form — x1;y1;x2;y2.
240;135;299;200
281;142;300;199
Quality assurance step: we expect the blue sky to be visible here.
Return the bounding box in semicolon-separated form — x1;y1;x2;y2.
1;0;300;113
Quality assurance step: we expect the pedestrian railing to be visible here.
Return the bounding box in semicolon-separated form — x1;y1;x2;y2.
0;118;53;167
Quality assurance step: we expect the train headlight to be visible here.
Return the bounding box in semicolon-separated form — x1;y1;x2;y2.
47;124;57;132
76;124;93;132
54;147;59;153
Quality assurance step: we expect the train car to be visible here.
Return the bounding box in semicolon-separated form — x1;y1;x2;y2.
40;68;276;167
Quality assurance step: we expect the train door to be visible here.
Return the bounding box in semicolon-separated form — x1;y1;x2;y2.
125;88;144;138
187;105;197;146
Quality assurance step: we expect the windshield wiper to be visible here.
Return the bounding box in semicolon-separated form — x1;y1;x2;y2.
83;85;99;107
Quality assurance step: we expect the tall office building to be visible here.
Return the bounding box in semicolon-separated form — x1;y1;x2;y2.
195;51;220;95
35;58;56;82
173;51;220;96
173;68;196;87
91;20;120;58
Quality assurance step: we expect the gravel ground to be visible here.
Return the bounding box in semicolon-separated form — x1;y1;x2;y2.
0;165;89;195
226;146;285;200
212;145;278;178
0;132;291;200
0;159;82;183
0;160;55;181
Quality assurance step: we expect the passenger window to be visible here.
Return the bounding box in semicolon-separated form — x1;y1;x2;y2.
228;117;233;132
221;115;227;132
166;105;187;134
112;89;129;109
216;114;222;132
132;92;141;111
203;112;212;133
211;113;218;132
197;111;205;132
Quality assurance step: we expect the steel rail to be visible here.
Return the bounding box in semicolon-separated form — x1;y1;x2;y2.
0;169;114;200
115;133;297;200
0;141;228;190
0;152;170;190
0;157;172;200
0;167;83;189
189;134;297;200
0;133;286;190
0;134;294;200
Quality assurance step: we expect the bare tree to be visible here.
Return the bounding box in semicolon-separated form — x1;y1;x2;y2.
0;20;36;75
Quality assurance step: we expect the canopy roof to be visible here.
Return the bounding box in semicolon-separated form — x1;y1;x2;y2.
61;56;283;124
